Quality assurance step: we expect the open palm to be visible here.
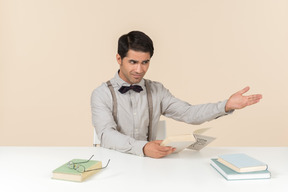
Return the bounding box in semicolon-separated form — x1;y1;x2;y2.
225;86;262;112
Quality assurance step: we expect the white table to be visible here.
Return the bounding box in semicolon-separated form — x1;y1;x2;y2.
1;147;287;192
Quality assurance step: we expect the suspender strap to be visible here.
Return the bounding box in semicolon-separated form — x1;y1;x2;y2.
106;81;118;125
145;79;153;141
106;79;153;141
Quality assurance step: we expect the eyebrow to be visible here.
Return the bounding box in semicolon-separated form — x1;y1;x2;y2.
128;59;150;63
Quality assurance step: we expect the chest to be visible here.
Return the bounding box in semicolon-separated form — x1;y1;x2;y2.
117;91;149;119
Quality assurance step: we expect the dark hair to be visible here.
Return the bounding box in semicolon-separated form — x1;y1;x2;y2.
117;31;154;59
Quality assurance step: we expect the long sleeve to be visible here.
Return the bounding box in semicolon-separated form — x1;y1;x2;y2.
157;84;232;124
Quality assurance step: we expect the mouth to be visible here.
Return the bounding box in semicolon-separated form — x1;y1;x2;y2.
132;74;143;79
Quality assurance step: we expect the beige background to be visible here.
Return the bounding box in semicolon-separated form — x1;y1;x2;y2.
1;0;287;146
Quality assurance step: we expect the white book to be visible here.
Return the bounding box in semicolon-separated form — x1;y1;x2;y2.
160;128;215;153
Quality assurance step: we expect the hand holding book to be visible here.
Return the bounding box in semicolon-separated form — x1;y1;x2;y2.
160;128;215;153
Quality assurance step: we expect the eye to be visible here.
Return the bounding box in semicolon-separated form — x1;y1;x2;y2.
129;60;137;64
142;60;150;65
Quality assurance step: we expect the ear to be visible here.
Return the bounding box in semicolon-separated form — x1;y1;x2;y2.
116;54;122;65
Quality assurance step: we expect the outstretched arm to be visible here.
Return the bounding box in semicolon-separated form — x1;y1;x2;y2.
225;86;262;112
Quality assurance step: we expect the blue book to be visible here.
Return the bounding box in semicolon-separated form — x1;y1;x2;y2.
217;153;268;173
210;159;271;180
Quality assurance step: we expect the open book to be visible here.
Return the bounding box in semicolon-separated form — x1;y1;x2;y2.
160;128;215;153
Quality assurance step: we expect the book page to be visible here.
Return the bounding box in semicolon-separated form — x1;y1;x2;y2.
187;134;216;151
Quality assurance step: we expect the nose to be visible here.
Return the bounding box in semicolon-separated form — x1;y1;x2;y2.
135;64;143;73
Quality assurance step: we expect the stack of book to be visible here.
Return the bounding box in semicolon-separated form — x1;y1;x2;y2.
210;153;271;181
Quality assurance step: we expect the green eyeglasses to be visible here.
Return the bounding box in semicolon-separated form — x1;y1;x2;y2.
67;155;110;173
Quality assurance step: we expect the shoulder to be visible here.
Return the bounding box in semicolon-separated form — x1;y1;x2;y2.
91;82;112;104
146;79;167;89
145;79;171;96
146;79;163;88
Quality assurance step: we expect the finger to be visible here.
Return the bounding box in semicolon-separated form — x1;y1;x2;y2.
157;145;174;152
247;94;262;105
150;140;172;152
237;86;250;95
249;94;262;101
157;148;174;157
251;94;262;100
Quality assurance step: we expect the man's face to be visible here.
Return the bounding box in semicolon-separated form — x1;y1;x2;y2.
117;49;151;84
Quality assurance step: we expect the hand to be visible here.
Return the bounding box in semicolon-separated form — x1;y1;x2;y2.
143;140;176;158
225;86;262;112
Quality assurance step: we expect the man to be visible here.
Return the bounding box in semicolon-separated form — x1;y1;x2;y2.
91;31;262;158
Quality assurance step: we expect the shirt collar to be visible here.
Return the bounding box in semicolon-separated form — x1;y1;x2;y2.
113;70;145;88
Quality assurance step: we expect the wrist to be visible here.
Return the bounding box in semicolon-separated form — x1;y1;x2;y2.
225;105;231;113
224;100;234;113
